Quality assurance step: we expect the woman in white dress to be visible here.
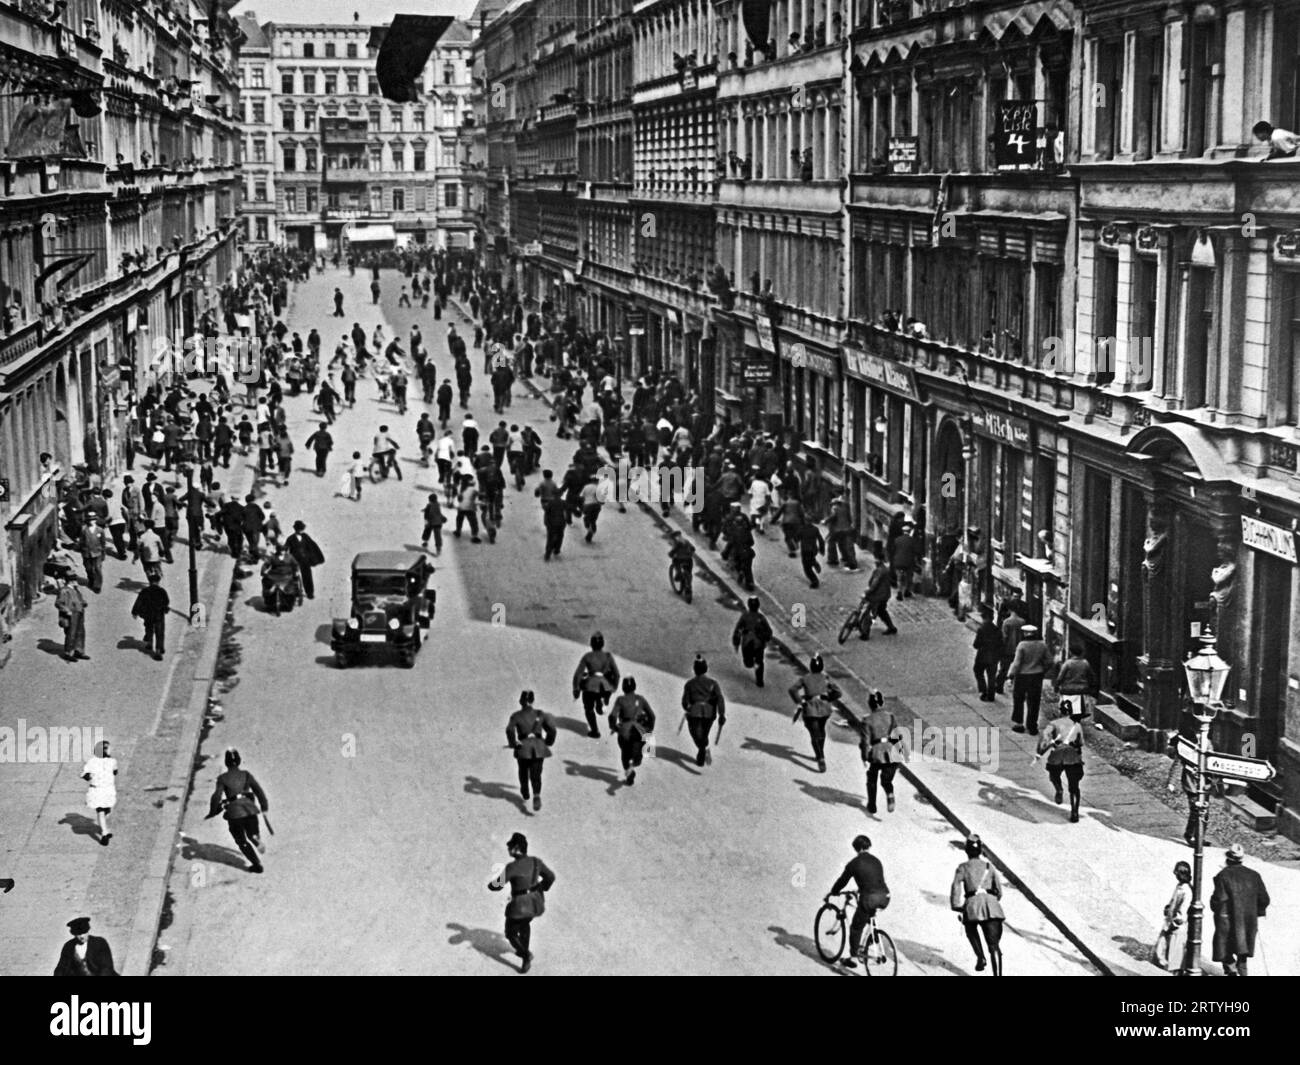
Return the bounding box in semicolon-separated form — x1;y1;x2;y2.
82;740;118;846
1151;860;1193;971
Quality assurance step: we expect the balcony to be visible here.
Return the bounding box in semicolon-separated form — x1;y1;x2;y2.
537;99;577;125
1;157;107;198
716;43;841;100
320;125;369;145
323;163;368;185
717;178;840;214
848;169;1072;222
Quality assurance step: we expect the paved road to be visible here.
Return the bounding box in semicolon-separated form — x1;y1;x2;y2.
155;269;1093;975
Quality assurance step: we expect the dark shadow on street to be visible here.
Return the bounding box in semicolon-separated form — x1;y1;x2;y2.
893;937;968;975
178;833;250;870
652;744;702;776
561;758;622;796
36;638;68;657
445;922;518;972
58;813;100;838
552;715;590;739
794;779;866;813
767;925;847;975
463;775;527;813
740;735;816;770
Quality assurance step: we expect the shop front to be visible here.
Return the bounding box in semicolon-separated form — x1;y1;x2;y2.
778;332;841;520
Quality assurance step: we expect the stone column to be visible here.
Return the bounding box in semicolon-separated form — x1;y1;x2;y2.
1138;493;1179;731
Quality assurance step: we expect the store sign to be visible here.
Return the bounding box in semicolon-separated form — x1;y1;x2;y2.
1241;515;1298;564
841;347;918;400
738;352;774;385
522;242;543;256
754;316;775;354
973;409;1032;448
888;137;917;175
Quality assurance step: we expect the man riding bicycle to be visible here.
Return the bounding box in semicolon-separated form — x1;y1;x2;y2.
828;835;890;968
372;425;402;481
669;531;696;600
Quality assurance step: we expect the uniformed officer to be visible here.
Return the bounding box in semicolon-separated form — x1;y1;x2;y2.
1039;700;1086;822
681;654;726;766
731;596;773;687
204;748;269;873
789;654;841;772
949;834;1005;975
572;631;620;738
506;691;557;813
860;689;907;814
608;677;656;785
487;832;556;974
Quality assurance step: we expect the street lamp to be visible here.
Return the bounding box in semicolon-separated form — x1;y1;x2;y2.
177;428;201;623
1180;631;1230;976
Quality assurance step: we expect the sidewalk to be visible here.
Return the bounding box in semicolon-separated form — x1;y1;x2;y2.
0;271;328;975
493;328;1300;976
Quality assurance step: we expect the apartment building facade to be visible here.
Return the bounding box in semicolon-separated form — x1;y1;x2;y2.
0;0;242;624
236;12;275;246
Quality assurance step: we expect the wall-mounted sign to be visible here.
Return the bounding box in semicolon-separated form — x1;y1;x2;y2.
888;136;917;174
783;344;836;376
841;346;918;400
993;101;1037;167
522;241;543;256
739;352;774;385
972;409;1032;449
754;315;775;354
1241;514;1298;563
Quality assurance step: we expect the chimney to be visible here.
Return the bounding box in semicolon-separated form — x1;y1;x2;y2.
354;11;359;21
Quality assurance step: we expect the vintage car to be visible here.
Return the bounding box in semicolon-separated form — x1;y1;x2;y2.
331;551;436;668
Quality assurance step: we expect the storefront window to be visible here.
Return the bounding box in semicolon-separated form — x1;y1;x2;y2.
1081;468;1112;619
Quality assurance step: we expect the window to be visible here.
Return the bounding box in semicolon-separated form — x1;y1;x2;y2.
284;187;297;211
325;43;335;58
1133;33;1163;160
252;101;265;124
1093;252;1118;386
444;182;458;207
413;149;425;171
1276;6;1300;133
254;179;267;201
305;148;317;170
997;449;1024;550
256;216;268;241
1081;468;1112;619
283;147;297;171
1184;265;1215;408
303;43;314;58
347;43;358;59
303;74;316;94
252;137;267;162
325;75;337;95
303;110;315;130
390;108;403;127
1131;257;1158;389
1035;263;1060;368
281;107;295;131
1277;273;1300;425
441;143;456;168
392;188;405;211
370;149;382;170
251;66;264;88
240;100;248;123
443;63;456;85
370;187;383;212
412;108;425;131
306;187;318;211
347;75;359;94
1186;18;1220;157
281;73;294;94
1093;38;1123;159
369;77;379;95
1030;455;1055;560
369;110;381;131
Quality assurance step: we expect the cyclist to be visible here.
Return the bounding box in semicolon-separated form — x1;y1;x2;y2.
372;425;402;481
827;835;890;969
668;531;696;601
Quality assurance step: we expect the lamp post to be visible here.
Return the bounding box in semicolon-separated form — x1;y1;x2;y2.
178;429;201;623
1180;631;1230;975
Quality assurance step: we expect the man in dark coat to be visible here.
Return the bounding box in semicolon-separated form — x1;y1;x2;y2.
572;632;620;738
53;916;118;976
222;495;245;559
284;520;325;598
241;493;265;560
732;596;773;686
1211;845;1270;976
972;605;1004;701
505;690;557;812
798;518;825;588
542;494;567;561
205;748;269;874
304;422;333;477
681;654;726;766
131;570;171;660
487;831;555;973
859;561;898;639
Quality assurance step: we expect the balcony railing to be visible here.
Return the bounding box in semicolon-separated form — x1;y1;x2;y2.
323;164;368;184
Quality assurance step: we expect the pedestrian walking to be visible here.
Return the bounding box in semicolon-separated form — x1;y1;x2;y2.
950;835;1005;975
506;690;557;813
131;570;170;660
732;596;772;686
241;494;265;560
1211;845;1271;976
420;494;446;555
858;561;897;638
347;451;366;500
275;429;294;483
972;604;1004;701
891;523;917;598
579;475;603;542
1007;624;1052;734
1150;861;1192;971
454;477;482;542
798;518;824;588
608;677;655;785
222;494;246;557
53;916;118;976
305;422;334;477
437;380;454;426
826;493;859;570
681;654;726;766
572;632;620;737
1055;643;1098;719
859;689;907;813
81;740;118;846
333;287;345;316
487;832;555;974
542;494;567;561
204;748;268;874
780;498;806;557
103;491;127;559
994;598;1026;694
284;521;324;599
789;654;841;772
1037;699;1086;822
55;574;87;661
80;516;107;594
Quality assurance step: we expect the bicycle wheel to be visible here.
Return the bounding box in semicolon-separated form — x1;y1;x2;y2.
368;459;383;483
669;562;685;595
838;607;861;645
813;903;846;962
861;927;898;975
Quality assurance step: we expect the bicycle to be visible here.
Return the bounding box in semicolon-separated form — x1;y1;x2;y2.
368;451;398;483
814;891;898;975
837;594;871;645
669;556;693;603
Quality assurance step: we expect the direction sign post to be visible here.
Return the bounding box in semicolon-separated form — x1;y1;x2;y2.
1172;735;1276;783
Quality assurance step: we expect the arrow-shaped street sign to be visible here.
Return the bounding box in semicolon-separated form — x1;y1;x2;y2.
1173;735;1277;783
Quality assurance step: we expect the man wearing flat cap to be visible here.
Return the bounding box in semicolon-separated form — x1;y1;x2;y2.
53;917;118;976
1006;623;1053;735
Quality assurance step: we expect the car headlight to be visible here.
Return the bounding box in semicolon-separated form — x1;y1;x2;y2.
347;617;360;629
388;617;401;631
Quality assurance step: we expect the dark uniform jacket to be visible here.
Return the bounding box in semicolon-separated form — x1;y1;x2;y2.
53;936;118;976
1210;864;1270;960
790;673;840;719
573;649;619;695
208;767;268;821
733;611;773;651
506;706;557;761
682;675;726;721
609;693;655;742
498;856;556;921
950;858;1005;923
1055;657;1097;694
862;708;906;763
131;584;170;623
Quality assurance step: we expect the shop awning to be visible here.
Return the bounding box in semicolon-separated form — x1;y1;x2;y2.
1126;423;1233;483
345;225;396;244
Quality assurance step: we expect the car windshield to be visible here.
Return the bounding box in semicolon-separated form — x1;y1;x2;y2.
354;573;409;597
